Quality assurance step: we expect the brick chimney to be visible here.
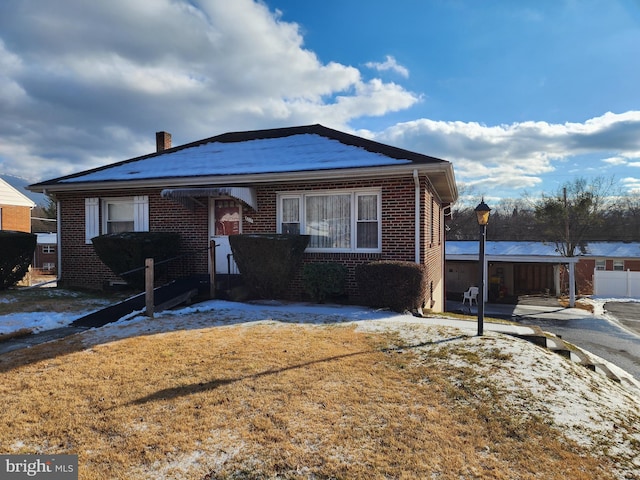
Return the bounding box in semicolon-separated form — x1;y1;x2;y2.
156;131;172;152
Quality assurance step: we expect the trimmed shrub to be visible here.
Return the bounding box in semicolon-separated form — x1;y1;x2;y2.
0;231;37;290
92;232;181;290
356;261;427;312
229;234;309;299
302;262;347;303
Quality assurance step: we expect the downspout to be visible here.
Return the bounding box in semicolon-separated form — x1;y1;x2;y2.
413;169;420;264
56;198;62;284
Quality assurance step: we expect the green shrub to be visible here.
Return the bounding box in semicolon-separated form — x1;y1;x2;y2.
92;232;181;290
356;261;427;312
0;231;37;290
229;234;309;299
302;262;347;303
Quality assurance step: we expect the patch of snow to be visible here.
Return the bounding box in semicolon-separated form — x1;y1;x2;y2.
0;312;78;334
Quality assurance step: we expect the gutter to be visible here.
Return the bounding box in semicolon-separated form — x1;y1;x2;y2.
28;164;458;203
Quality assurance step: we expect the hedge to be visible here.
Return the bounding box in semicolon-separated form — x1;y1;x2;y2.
356;261;427;312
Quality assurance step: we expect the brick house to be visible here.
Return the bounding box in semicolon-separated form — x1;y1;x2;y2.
33;233;58;275
0;178;35;232
28;125;457;311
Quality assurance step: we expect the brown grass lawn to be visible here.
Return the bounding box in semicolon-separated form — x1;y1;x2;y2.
0;289;629;479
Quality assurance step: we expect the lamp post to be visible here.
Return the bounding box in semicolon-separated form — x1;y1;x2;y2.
475;199;491;336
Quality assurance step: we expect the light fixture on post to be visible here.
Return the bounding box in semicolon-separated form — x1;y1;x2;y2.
475;198;491;336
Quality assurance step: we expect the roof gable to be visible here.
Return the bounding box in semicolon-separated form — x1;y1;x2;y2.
0;178;35;207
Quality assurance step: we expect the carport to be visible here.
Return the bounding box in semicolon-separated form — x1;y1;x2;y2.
446;241;579;307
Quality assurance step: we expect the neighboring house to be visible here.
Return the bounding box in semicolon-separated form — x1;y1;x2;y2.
0;178;35;232
33;233;58;275
447;241;640;300
446;241;579;302
28;125;458;312
575;242;640;295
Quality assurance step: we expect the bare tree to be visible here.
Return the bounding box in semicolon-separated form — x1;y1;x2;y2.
533;177;618;256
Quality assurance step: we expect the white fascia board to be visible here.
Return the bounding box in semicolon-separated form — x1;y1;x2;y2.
33;163;455;195
447;254;580;264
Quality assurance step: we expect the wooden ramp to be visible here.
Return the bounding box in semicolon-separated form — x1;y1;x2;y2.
71;276;208;329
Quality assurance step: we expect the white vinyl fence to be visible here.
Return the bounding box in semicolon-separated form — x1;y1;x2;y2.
593;269;640;297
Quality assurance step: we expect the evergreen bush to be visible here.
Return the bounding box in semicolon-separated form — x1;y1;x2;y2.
92;232;181;290
356;261;427;312
229;234;309;299
0;231;37;290
302;262;347;303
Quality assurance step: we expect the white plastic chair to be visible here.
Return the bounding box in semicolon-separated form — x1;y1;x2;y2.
462;286;479;306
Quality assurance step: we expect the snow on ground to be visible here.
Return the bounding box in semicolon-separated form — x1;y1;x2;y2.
2;297;640;479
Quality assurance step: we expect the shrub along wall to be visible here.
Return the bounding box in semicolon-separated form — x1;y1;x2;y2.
356;260;428;313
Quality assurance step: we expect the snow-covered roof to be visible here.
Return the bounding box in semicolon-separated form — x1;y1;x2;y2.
37;233;57;244
0;178;35;208
580;242;640;258
447;241;561;257
61;134;412;182
28;124;457;203
447;241;640;259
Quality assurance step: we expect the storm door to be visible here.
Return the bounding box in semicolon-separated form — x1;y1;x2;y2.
210;198;241;274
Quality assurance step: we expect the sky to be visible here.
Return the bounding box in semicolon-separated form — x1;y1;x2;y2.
1;0;640;206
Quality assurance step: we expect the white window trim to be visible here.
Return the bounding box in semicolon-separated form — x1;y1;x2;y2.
85;196;149;243
277;188;382;253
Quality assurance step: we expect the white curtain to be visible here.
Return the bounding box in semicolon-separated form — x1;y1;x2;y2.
306;194;351;248
281;197;300;234
357;194;378;248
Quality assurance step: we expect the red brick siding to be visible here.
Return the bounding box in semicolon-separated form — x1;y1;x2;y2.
421;183;444;310
576;259;595;295
57;176;446;311
624;259;640;271
1;205;31;232
33;245;57;272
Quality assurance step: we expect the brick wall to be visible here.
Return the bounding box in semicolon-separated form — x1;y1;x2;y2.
57;189;211;289
0;205;31;232
33;245;57;272
57;176;447;311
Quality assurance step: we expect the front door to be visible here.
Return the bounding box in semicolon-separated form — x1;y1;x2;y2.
210;198;241;274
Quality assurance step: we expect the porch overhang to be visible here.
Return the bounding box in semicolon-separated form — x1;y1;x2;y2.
161;187;257;211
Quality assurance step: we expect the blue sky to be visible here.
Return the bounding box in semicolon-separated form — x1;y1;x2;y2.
1;0;639;206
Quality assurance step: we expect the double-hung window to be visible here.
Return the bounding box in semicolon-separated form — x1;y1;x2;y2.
85;196;149;243
278;190;381;252
105;199;135;233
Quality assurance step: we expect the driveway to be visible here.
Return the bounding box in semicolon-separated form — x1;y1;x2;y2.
447;298;640;382
603;302;640;337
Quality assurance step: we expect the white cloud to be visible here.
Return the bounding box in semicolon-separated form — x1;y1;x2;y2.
369;112;640;197
364;55;410;78
603;156;628;165
0;0;419;181
1;0;639;203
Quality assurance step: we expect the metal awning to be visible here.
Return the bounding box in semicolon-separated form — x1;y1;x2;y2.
161;187;257;211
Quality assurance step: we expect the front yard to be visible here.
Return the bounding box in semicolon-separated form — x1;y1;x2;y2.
0;288;639;479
